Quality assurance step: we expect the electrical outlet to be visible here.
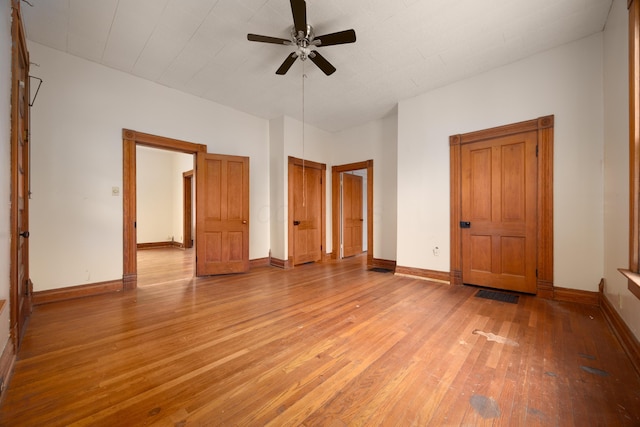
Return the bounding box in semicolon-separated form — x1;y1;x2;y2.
433;246;440;256
112;186;120;196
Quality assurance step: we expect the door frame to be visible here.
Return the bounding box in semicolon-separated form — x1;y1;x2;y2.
449;115;554;297
9;0;32;349
331;160;374;267
183;170;194;249
287;156;326;266
122;129;206;289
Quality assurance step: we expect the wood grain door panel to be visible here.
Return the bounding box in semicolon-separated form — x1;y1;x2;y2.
11;2;32;348
292;164;322;265
343;173;363;258
461;131;537;293
196;153;249;275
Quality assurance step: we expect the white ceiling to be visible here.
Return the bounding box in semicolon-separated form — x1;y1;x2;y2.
21;0;613;132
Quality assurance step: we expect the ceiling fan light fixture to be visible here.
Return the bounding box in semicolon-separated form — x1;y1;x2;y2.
247;0;356;76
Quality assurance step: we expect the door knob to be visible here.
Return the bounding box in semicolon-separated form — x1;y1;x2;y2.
293;221;301;226
20;231;30;238
242;220;247;224
459;221;471;229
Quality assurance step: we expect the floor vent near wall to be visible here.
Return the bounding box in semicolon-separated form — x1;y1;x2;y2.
369;267;392;273
475;289;519;304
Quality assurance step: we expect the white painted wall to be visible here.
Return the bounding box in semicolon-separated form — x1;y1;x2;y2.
0;0;12;352
333;114;398;262
269;117;286;261
603;0;640;340
136;146;193;245
398;33;605;291
28;42;270;291
137;146;174;244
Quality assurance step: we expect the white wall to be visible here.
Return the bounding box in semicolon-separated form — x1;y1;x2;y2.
269;117;286;261
398;33;605;291
0;0;12;351
333;114;398;262
28;42;270;291
136;146;193;245
603;0;640;340
137;146;175;244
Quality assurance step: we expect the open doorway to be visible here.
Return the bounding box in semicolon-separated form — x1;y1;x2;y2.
340;170;367;258
136;146;195;287
331;160;374;268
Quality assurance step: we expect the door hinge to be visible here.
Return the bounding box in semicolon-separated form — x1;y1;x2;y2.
536;145;539;157
24;280;29;296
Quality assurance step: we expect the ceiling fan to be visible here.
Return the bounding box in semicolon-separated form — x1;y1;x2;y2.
247;0;356;76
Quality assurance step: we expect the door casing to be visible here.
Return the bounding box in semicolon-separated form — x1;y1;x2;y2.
450;116;554;297
332;160;374;268
122;129;205;289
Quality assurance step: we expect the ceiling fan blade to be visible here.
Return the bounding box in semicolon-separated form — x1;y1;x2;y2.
308;51;336;76
314;29;357;47
248;34;292;45
276;52;299;75
290;0;307;36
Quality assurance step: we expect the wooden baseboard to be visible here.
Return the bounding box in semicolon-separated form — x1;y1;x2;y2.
137;241;183;250
250;257;269;268
600;291;640;377
553;286;599;306
370;258;397;272
537;280;554;299
33;279;123;305
0;339;15;403
270;257;291;269
395;266;450;284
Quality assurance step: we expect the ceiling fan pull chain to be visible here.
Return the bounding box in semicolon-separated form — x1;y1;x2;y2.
302;62;307;210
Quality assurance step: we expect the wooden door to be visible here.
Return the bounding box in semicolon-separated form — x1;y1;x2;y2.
460;131;537;293
196;153;249;276
10;2;32;347
342;173;363;258
291;162;323;265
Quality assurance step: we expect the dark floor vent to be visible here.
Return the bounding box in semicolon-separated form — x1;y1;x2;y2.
369;267;392;273
475;289;519;304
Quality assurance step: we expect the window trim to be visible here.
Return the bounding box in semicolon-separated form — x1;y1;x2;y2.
625;0;640;300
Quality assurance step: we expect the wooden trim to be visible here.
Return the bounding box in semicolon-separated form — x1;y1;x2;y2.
0;339;16;403
287;156;327;266
123;130;205;288
537;116;555;299
449;116;554;295
449;135;462;286
395;266;450;284
32;280;123;306
250;258;270;268
122;129;207;154
370;258;397;272
600;289;640;377
553;287;599;306
331;160;374;268
10;0;32;351
618;269;640;300
628;0;640;302
270;257;291;269
137;241;183;250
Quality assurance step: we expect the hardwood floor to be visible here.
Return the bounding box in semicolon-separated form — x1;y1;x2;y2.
1;248;639;426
